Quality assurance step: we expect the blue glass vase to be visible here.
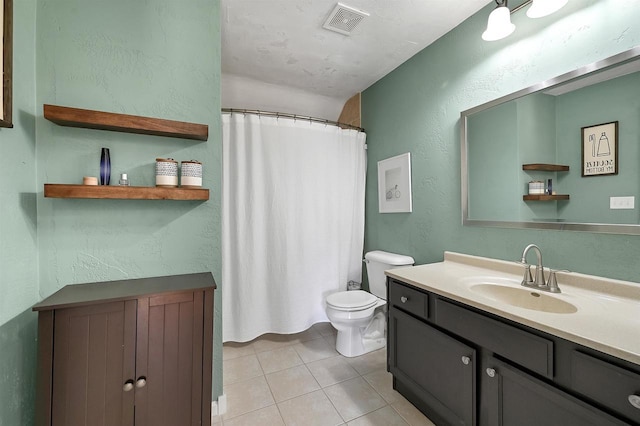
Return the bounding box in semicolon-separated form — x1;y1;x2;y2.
100;148;111;185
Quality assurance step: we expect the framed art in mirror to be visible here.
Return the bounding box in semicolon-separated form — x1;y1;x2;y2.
581;121;618;177
1;0;12;128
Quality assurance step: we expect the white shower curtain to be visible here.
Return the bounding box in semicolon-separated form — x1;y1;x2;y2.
222;113;367;343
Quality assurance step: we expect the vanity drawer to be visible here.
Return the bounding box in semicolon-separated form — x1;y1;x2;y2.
388;280;428;319
571;351;640;423
435;298;553;378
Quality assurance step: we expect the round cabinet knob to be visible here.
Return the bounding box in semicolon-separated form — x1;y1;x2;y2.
629;394;640;410
136;377;147;389
461;356;471;365
486;368;496;378
123;380;134;392
400;296;408;303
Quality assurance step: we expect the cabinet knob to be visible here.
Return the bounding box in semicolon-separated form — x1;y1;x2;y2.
136;377;147;389
461;356;471;365
400;296;408;303
629;394;640;410
123;380;134;392
486;368;496;378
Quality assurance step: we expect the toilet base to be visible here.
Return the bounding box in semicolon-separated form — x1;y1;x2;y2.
334;311;386;357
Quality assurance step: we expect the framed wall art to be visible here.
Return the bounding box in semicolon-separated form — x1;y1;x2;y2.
1;0;12;128
581;121;618;177
378;152;412;213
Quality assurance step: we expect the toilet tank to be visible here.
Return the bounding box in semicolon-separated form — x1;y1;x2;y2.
364;250;414;299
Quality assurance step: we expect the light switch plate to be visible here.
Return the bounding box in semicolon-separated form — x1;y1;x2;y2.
610;196;635;209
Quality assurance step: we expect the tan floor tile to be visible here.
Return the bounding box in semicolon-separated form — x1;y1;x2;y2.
312;321;337;336
223;376;275;420
294;337;339;363
362;369;402;404
324;377;387;422
391;398;436;426
223;354;264;385
222;405;285;426
306;355;359;388
322;332;337;348
286;327;323;344
252;333;297;353
223;341;256;360
277;389;344;426
346;348;387;376
266;364;321;402
347;406;410;426
257;346;304;374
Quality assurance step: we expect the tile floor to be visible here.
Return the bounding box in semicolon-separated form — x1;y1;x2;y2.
216;322;436;426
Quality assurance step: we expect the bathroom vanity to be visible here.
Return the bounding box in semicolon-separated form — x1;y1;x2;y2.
385;252;640;425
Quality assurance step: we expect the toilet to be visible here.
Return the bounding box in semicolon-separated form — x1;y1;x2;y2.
325;250;414;357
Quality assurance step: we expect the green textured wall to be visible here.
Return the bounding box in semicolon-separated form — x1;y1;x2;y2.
35;0;223;400
0;0;39;424
363;0;640;282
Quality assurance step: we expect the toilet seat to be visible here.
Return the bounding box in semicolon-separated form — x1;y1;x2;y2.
326;290;379;312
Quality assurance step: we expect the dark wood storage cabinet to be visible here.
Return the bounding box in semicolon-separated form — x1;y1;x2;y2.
387;278;639;426
33;273;216;426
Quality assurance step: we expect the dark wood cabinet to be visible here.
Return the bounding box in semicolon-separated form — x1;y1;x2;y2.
387;278;640;426
389;308;475;426
34;273;215;426
481;357;624;426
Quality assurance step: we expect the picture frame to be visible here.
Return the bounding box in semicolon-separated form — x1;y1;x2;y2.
1;0;13;128
378;152;412;213
581;121;618;177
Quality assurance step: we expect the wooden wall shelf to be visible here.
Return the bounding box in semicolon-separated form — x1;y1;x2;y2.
43;104;208;141
523;194;570;201
522;164;569;172
44;184;209;201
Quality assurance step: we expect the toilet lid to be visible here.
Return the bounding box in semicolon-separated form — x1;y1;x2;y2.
326;290;379;311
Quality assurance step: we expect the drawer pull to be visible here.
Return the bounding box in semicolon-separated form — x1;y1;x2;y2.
629;394;640;410
486;368;496;378
400;296;408;303
123;380;134;392
461;356;471;365
136;377;147;389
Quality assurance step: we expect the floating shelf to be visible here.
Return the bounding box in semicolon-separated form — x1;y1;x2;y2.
43;104;208;141
522;164;570;172
523;194;570;201
44;184;209;201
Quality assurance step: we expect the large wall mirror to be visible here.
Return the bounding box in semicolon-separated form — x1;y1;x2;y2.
461;46;640;235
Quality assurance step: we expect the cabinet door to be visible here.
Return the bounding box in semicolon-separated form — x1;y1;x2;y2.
51;300;137;426
389;308;476;426
482;357;627;426
134;291;205;426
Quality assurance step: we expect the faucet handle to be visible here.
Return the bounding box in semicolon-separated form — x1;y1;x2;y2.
546;269;569;293
521;264;534;286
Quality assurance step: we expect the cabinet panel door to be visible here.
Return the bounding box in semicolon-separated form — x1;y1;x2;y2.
389;308;475;426
135;291;204;426
482;357;627;426
52;300;136;426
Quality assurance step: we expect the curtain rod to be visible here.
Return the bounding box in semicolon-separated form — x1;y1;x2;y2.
221;108;365;132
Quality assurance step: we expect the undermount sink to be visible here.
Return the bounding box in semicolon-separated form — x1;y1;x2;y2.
470;283;578;314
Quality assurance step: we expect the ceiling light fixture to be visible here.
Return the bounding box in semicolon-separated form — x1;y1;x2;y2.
482;0;569;41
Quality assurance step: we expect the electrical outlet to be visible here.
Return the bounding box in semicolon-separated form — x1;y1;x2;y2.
610;196;635;209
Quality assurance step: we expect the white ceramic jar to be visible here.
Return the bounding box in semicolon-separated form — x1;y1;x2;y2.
180;160;203;188
156;158;179;187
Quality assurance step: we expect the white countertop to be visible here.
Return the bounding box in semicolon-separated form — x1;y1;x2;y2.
386;251;640;365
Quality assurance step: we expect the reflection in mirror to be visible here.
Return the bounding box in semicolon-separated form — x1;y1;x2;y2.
461;46;640;235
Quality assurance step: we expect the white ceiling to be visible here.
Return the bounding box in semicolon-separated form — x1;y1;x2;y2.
222;0;492;101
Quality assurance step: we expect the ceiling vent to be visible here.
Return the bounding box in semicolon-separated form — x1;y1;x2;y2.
322;3;369;36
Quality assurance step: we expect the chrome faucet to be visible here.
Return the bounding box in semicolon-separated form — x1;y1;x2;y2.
519;244;562;293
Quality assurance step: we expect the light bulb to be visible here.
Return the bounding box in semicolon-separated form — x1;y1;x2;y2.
526;0;569;18
482;6;516;41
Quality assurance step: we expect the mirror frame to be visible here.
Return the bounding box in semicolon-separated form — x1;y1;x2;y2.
461;46;640;235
